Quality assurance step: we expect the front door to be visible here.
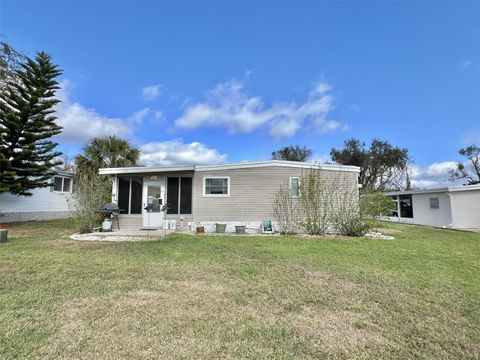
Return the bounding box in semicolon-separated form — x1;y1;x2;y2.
142;180;165;228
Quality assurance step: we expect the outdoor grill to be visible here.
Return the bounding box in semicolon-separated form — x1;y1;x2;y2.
98;203;121;230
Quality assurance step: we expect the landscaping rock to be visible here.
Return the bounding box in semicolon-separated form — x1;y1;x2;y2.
364;231;395;240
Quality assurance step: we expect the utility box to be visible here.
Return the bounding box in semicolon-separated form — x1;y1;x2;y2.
102;219;112;232
0;229;8;243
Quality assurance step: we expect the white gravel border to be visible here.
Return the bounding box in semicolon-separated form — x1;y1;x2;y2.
69;233;159;242
364;231;395;240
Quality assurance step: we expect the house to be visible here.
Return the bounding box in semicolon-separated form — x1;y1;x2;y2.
384;184;480;231
0;170;74;223
98;160;361;232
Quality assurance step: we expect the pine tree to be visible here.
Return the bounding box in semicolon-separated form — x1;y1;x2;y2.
0;52;63;195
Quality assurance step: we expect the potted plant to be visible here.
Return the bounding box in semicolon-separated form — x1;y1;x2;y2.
215;223;226;233
235;225;246;235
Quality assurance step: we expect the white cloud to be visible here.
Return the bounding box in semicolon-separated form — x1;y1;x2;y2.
462;60;472;68
129;108;150;124
410;161;458;189
55;81;135;144
151;111;164;124
142;85;162;101
139;139;227;166
175;80;348;139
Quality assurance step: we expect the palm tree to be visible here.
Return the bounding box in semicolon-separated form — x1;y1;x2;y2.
75;136;141;174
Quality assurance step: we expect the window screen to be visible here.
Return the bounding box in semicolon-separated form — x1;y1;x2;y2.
399;194;413;218
180;177;192;214
62;178;71;192
130;177;143;214
429;197;439;209
167;177;179;214
205;178;229;195
118;177;130;214
53;177;63;191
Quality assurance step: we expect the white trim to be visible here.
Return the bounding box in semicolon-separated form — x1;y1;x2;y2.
195;160;360;173
385;183;480;196
203;176;230;197
99;165;195;175
289;176;300;198
98;160;360;175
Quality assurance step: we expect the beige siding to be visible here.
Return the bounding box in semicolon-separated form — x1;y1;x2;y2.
193;166;359;222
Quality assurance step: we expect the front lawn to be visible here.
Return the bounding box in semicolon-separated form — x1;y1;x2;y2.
0;219;479;359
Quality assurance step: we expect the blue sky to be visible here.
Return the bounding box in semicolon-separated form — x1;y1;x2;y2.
2;1;479;187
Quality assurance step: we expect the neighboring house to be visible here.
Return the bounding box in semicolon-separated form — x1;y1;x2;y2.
98;160;361;232
0;170;74;223
385;184;480;231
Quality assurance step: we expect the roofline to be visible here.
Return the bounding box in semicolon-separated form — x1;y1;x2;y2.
98;160;361;175
49;169;75;177
385;183;480;196
195;160;361;173
99;165;195;175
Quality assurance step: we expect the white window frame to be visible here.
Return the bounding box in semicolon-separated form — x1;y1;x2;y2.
203;176;230;197
53;176;72;193
289;177;300;198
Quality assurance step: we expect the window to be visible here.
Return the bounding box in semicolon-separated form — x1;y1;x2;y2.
63;178;71;192
430;197;439;209
53;177;63;191
117;176;143;214
204;177;229;196
399;194;413;218
167;177;192;214
53;176;72;193
290;177;299;197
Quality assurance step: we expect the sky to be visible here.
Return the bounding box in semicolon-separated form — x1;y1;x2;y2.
1;1;479;188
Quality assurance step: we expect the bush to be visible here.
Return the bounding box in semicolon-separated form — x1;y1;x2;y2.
360;190;396;230
331;202;370;236
331;190;395;236
70;171;110;233
298;170;333;235
272;170;391;237
272;181;300;234
329;183;368;236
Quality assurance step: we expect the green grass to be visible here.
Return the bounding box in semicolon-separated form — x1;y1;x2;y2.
0;219;479;359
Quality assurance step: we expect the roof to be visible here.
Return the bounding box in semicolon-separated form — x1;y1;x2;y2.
49;169;75;178
98;160;361;175
385;183;480;196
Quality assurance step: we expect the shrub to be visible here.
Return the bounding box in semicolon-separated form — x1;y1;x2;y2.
360;190;396;230
331;189;395;236
272;181;300;234
331;201;370;236
330;183;368;236
70;171;110;233
298;170;335;235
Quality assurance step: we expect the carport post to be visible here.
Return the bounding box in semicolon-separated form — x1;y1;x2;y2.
396;195;401;221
